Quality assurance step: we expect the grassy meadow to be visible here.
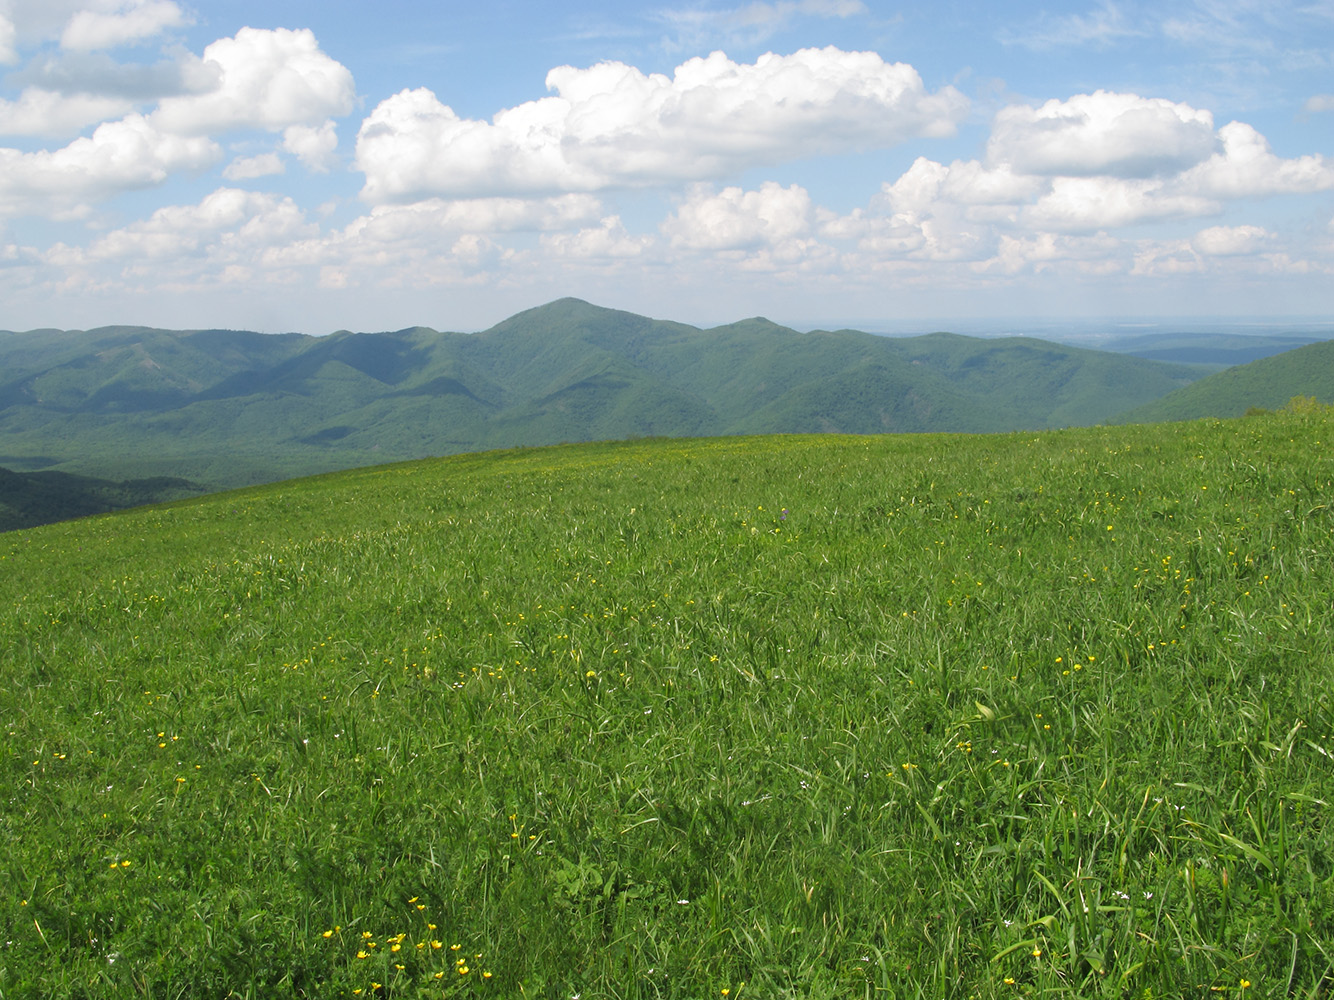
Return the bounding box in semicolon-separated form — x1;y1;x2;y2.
2;413;1333;998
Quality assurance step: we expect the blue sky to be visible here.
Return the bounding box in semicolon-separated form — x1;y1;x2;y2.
1;0;1331;333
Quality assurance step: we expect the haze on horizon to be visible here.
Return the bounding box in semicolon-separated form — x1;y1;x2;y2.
0;0;1331;336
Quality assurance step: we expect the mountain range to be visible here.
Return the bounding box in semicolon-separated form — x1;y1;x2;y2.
2;297;1330;530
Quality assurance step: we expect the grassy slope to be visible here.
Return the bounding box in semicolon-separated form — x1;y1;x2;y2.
1116;339;1334;423
2;415;1332;998
0;301;1203;489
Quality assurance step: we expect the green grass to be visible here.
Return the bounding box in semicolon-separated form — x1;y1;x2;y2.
2;414;1333;999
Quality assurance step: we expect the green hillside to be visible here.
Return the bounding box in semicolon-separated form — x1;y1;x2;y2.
1116;339;1334;422
0;466;203;533
0;299;1203;495
3;417;1332;997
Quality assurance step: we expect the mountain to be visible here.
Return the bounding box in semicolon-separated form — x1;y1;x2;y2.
1;298;1207;498
1113;339;1334;423
1097;331;1324;369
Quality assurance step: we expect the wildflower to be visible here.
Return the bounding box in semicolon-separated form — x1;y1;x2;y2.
1032;946;1042;958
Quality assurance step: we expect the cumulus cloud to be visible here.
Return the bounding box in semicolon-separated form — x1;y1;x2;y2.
355;47;967;202
0;26;355;219
60;0;187;52
222;151;284;181
1023;176;1218;231
1182;121;1334;198
987;91;1219;178
978;232;1124;275
281;120;339;172
0;86;133;136
662;181;812;250
848;93;1334;239
85;187;314;262
1192;224;1270;256
262;195;604;271
541;216;652;259
13;50;219;101
151;27;355;136
0;113;218;217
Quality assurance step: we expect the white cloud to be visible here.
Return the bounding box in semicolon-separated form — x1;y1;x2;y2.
281;120;339;172
0;12;17;65
222;152;285;181
1306;94;1334;113
0;113;218;217
1182;121;1334;198
85;187;313;262
261;195;604;272
1024;176;1218;231
662;181;812;250
13;50;219;102
857;96;1334;236
355;47;967;202
60;0;187;52
1192;224;1271;256
978;232;1124;275
151;27;355;136
656;0;867;46
541;216;652;259
1131;239;1202;276
987;91;1219;179
1000;0;1143;50
0;86;133;136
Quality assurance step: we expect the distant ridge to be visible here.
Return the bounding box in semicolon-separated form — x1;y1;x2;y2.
0;298;1215;502
1113;339;1334;423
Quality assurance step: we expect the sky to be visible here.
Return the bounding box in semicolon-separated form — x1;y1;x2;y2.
0;0;1332;335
